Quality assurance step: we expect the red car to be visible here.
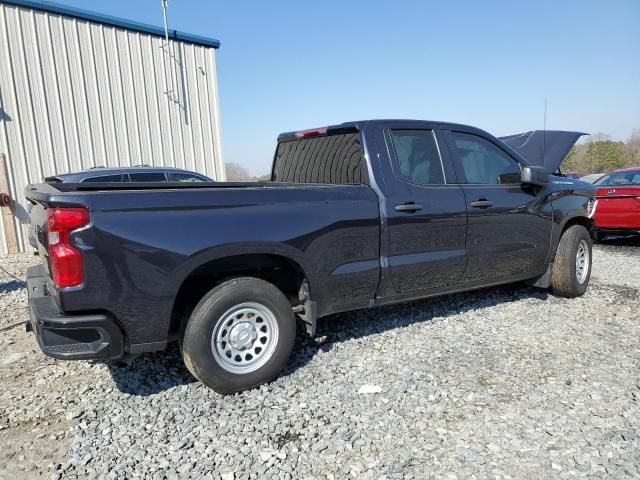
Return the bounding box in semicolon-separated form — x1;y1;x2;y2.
593;167;640;239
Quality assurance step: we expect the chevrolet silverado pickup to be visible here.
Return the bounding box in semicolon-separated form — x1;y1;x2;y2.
25;120;597;394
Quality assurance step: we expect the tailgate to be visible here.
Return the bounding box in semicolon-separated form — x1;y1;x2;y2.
25;186;52;274
28;200;49;261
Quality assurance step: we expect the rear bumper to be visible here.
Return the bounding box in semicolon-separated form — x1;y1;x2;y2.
26;265;124;360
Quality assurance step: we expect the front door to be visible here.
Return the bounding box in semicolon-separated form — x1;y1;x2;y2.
377;125;468;295
444;130;553;283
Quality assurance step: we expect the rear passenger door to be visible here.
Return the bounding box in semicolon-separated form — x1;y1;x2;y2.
444;129;553;282
376;123;468;295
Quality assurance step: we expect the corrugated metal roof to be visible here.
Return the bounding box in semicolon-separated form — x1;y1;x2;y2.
0;0;221;48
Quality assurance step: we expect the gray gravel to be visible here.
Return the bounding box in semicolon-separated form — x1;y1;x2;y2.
1;238;639;479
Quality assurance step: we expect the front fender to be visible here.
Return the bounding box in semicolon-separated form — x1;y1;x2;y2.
549;188;595;260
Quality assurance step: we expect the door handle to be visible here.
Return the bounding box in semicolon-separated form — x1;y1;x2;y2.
394;202;423;212
470;199;493;208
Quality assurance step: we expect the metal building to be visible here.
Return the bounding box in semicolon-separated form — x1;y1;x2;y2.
0;0;224;254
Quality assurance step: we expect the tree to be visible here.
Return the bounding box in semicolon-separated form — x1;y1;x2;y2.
225;162;251;181
562;132;635;174
625;130;640;165
563;146;584;172
583;140;627;173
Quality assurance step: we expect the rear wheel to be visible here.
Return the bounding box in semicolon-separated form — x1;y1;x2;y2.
181;277;296;394
550;225;592;297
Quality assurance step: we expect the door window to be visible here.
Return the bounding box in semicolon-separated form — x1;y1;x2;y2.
81;174;124;183
449;132;521;184
595;172;640;186
167;172;208;182
129;172;168;182
389;130;445;185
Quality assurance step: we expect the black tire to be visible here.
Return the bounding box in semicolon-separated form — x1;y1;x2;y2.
550;225;592;297
181;277;296;394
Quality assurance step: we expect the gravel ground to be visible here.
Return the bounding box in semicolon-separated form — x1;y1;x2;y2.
1;238;639;480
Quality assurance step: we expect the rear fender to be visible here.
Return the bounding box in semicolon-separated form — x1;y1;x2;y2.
168;242;313;297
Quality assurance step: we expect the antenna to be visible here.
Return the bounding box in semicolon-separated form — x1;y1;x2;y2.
161;0;178;104
543;98;547;169
159;0;177;165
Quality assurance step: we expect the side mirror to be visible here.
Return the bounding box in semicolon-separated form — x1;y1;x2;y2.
521;166;549;187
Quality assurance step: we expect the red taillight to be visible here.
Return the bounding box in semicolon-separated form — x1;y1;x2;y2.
48;207;89;234
49;244;84;287
47;207;90;288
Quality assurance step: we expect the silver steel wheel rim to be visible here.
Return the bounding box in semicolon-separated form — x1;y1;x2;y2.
575;239;589;284
211;302;279;374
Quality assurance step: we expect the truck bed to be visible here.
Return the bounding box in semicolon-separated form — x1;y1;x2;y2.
25;180;323;201
25;180;382;352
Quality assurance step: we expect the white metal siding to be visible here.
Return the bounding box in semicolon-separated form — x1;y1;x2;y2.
0;2;225;254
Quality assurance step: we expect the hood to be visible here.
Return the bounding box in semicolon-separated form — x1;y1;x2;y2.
499;130;587;173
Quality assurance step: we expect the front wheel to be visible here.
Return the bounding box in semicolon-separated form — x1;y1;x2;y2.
181;277;296;394
550;225;592;297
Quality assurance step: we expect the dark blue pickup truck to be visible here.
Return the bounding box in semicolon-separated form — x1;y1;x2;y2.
25;120;596;394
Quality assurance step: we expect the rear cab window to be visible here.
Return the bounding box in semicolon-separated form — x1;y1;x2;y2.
273;128;367;184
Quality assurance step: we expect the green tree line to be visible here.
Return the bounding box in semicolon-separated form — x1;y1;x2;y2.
564;130;640;174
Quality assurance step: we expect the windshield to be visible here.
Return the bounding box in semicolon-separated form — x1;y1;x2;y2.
594;171;640;186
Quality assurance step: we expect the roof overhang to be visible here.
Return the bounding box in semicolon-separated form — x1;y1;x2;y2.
1;0;220;49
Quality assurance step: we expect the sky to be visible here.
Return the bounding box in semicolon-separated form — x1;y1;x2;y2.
36;0;640;175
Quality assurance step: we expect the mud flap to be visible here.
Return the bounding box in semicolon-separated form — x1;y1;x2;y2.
527;263;553;289
296;299;318;336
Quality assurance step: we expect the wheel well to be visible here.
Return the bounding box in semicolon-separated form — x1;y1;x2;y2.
168;254;308;340
550;216;595;263
561;216;595;239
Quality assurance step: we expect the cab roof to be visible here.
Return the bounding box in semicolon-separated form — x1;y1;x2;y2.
277;119;486;143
